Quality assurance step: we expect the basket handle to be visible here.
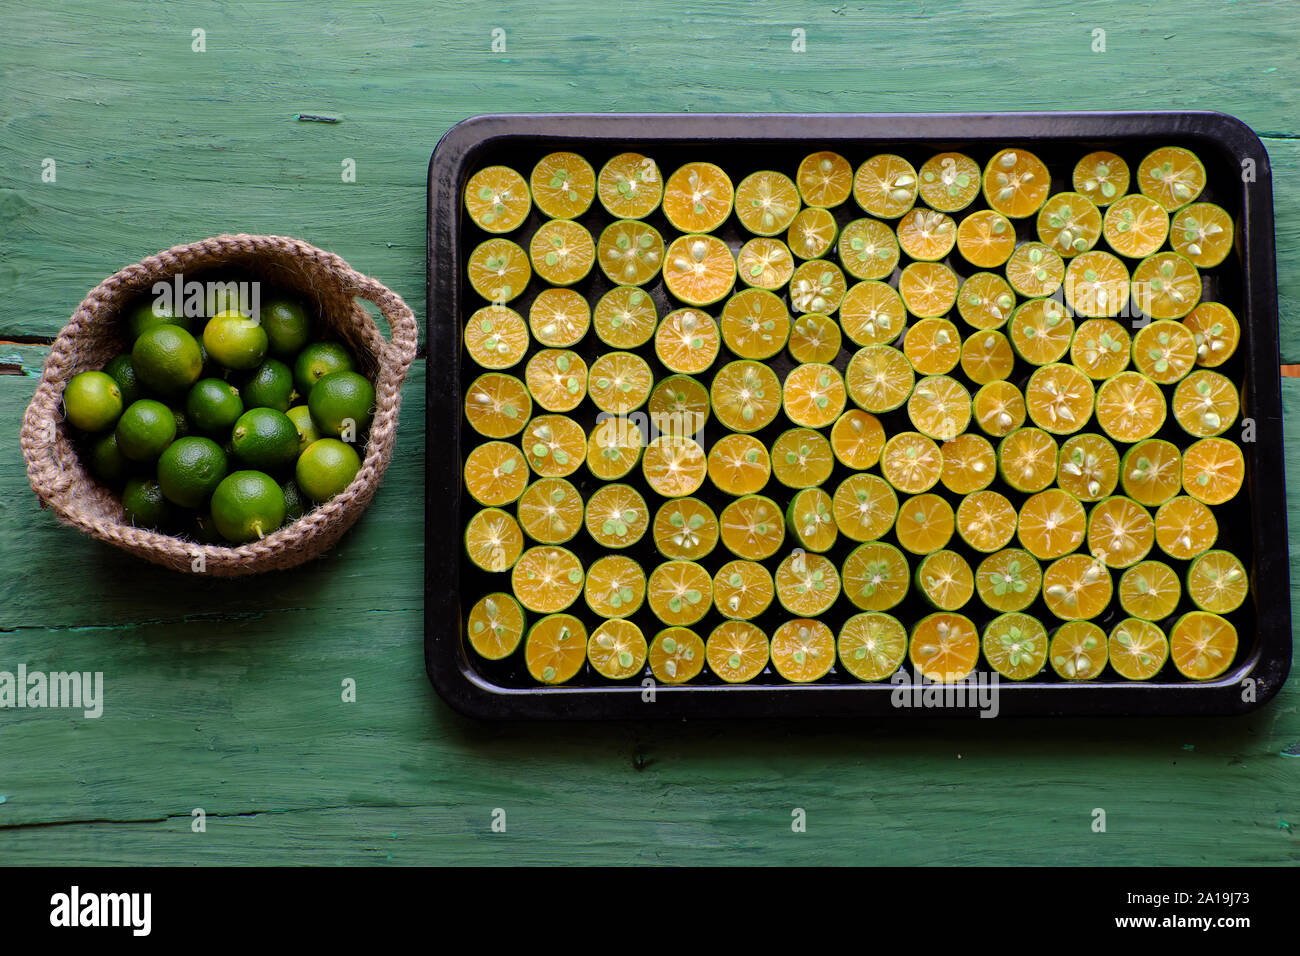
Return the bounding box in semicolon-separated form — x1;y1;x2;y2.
337;269;419;370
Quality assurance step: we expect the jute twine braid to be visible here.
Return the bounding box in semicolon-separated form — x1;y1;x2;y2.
20;234;418;576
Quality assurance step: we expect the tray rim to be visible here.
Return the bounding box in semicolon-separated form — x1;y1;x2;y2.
425;110;1290;720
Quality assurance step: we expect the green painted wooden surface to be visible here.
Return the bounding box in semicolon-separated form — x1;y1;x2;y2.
2;0;1298;865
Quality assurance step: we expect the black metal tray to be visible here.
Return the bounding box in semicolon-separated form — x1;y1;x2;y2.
425;111;1289;719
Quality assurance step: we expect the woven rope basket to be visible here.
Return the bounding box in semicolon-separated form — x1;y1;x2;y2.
20;234;418;576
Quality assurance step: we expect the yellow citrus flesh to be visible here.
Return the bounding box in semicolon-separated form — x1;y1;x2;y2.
465;507;525;572
467;238;531;304
649;627;705;684
642;435;708;498
530;152;595;219
736;238;796;293
1005;242;1065;298
1154;495;1218;561
903;318;961;375
838;218;900;281
707;620;771;682
1118;560;1182;621
786;487;837;552
1170;612;1238;680
1096;372;1166;443
846;345;915;413
880;431;944;494
1037;191;1103;256
647;560;713;627
1070;319;1131;379
907;374;971;441
1137;146;1206;212
841;280;906;347
465;372;532;439
597;152;663;219
957;209;1016;268
1173;370;1238;438
663;162;734;233
467;592;526;660
587;351;652;415
516;477;584;545
1187;550;1248;614
790;260;848;314
909;613;980;683
957;272;1017;331
655;307;721;374
830;409;885;470
584;554;647;618
919;152;981;212
956;490;1018;553
1010;298;1074;366
775;551;841;616
1041;554;1112;621
998;427;1059;493
1181;437;1244;505
853;154;918;219
1120;439;1182;507
832;473;898;543
711;360;782;433
842;542;910;612
916;550;974;611
788;312;842;364
1132;253;1202;321
983;612;1049;680
1170;202;1233;268
783;362;846;428
464;305;529;369
735;170;801;236
1108;618;1169;680
593;285;658;349
647;374;709;439
1074;151;1131;207
529;219;595;286
584;482;649;548
525;613;587;684
712;560;775;620
465;165;531;233
899;261;959;318
663;234;736;307
972;380;1026;437
586;416;643;482
1024;363;1094;435
1050;621;1108;680
1064;251;1130;319
1103;193;1169;260
525;349;587;413
1087;495;1155;568
464;440;530;506
1056;432;1120;502
1133;319;1198;384
983;148;1051;218
770;427;835;489
719;494;786;560
522;414;585;478
788;206;839;259
652;497;719;560
940;433;997;494
771;619;837;682
512;546;584;614
596;219;664;286
838;612;909;681
1184;302;1240;368
587;619;647;680
895;493;955;555
796;151;853;209
975;548;1041;613
528;288;589;348
1018;489;1086;560
897;208;957;261
707;433;771;496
